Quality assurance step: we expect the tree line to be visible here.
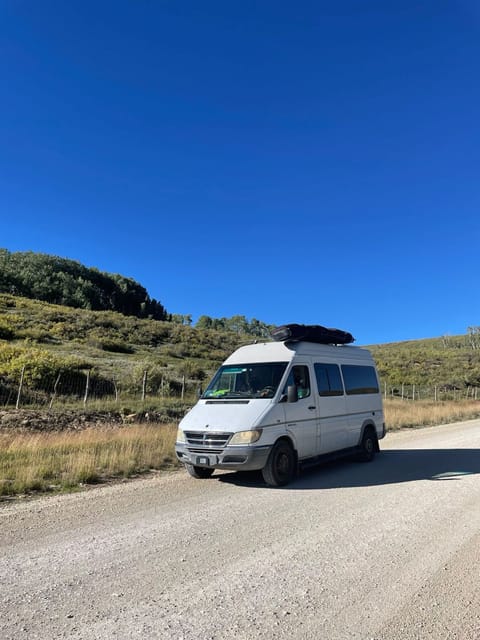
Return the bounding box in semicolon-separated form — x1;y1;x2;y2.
0;250;274;336
0;249;168;319
170;313;272;337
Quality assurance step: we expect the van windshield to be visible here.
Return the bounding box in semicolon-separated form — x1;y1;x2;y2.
202;362;288;400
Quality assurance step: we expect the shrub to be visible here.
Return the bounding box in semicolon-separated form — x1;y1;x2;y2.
99;340;134;354
0;323;14;340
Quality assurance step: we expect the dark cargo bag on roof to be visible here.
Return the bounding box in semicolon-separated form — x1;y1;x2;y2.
271;324;354;345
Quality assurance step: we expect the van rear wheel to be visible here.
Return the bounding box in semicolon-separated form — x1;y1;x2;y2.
185;464;214;479
262;440;296;487
357;428;377;462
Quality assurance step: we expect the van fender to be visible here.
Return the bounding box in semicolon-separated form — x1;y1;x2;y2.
278;432;299;464
261;424;298;458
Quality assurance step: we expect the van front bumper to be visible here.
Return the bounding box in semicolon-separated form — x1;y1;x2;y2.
175;442;272;471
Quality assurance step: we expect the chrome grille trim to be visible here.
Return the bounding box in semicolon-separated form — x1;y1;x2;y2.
184;431;232;449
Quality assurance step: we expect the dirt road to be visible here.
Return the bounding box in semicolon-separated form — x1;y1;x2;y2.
2;420;480;639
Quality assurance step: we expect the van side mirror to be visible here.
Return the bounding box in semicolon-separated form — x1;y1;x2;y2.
287;384;298;403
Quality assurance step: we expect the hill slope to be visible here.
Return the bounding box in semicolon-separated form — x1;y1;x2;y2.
0;249;167;320
0;294;248;404
0;292;479;406
370;334;480;391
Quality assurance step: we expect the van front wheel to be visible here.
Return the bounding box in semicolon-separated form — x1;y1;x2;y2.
185;464;214;479
262;441;296;487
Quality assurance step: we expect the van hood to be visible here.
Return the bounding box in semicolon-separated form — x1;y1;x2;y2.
179;399;272;432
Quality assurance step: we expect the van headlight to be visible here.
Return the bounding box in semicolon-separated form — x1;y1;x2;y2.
229;430;262;445
176;428;186;444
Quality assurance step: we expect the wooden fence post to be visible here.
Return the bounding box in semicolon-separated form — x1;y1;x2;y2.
49;372;62;410
16;365;26;410
142;370;148;402
83;370;90;406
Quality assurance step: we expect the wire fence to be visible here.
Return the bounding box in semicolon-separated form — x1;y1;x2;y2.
1;364;479;410
0;366;202;409
382;382;479;402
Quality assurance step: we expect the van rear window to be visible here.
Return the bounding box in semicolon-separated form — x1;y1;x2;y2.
341;365;379;395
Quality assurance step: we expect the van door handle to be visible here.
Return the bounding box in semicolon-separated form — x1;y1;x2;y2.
308;406;316;410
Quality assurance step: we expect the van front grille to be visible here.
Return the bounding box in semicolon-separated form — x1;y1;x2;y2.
184;431;232;449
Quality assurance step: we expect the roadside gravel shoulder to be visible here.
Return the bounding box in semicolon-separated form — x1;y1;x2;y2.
1;419;480;639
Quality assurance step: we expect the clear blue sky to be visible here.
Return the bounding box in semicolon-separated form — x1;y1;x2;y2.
1;1;479;345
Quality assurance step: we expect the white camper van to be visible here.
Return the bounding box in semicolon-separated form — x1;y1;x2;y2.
176;339;385;486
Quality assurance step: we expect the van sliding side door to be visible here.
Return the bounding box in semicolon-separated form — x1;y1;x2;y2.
314;362;348;454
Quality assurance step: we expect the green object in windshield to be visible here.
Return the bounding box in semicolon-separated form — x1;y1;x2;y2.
203;362;288;400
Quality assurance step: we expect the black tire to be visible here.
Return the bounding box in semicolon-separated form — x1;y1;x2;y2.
262;440;296;487
357;428;377;462
185;464;214;479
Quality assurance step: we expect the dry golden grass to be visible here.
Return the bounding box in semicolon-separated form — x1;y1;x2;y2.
384;398;480;431
2;400;480;497
0;423;179;496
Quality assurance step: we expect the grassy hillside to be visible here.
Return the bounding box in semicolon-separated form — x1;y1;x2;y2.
0;294;249;405
370;334;480;391
0;248;168;319
0;292;479;408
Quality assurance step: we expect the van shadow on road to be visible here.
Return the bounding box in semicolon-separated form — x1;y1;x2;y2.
216;449;480;490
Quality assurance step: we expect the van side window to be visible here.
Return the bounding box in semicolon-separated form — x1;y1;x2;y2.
341;365;379;395
314;363;344;396
284;365;311;399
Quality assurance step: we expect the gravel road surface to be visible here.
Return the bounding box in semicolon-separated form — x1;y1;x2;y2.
1;420;480;639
